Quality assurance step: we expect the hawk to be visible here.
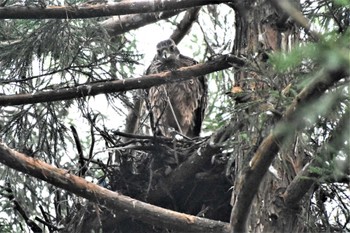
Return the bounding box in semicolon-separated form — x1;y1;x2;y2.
146;39;207;138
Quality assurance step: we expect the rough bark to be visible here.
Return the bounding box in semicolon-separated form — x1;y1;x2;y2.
100;6;199;40
229;0;300;231
0;0;230;19
230;63;348;232
100;10;183;36
0;143;230;233
228;0;349;232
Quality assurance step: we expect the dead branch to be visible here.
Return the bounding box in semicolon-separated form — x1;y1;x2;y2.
0;0;230;19
0;54;245;106
0;143;230;233
3;183;43;233
170;7;201;44
100;10;183;36
229;66;349;232
70;125;87;177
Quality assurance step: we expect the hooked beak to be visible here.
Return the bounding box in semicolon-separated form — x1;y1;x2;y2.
162;50;169;59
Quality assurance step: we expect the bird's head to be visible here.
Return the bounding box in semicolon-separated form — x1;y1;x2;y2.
156;39;180;62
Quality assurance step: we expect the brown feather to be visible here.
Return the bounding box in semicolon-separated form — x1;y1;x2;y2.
146;39;207;137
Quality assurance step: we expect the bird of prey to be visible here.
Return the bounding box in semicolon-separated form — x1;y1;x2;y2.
146;39;207;138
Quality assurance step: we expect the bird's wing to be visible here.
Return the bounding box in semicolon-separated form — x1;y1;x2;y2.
125;56;160;136
179;55;208;137
145;53;208;137
145;56;161;75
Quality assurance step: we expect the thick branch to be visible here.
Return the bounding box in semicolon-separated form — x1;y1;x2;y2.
100;10;183;36
0;143;230;233
170;7;201;44
0;0;230;19
0;55;245;106
229;67;349;233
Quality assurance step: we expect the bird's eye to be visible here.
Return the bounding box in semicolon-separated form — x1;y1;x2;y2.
170;46;175;52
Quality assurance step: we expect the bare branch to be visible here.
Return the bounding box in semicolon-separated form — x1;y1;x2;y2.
230;66;349;232
4;183;43;233
0;55;245;106
0;0;231;19
101;10;183;36
0;143;230;233
170;7;201;44
70;125;87;177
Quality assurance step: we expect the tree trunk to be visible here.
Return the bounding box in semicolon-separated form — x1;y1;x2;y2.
230;0;308;232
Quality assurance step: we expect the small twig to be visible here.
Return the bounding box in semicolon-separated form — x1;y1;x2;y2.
145;158;155;200
108;145;158;151
38;205;52;231
144;95;159;136
70;125;87;177
87;114;98;160
5;183;43;233
54;190;62;223
34;216;61;232
163;85;183;134
113;130;172;141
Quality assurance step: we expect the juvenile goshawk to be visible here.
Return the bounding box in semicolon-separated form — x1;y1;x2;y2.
146;39;207;138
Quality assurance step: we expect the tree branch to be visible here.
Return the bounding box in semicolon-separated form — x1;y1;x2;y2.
270;0;321;41
70;125;87;177
0;143;230;233
0;54;245;106
229;66;349;232
4;183;43;233
100;10;183;36
170;7;201;44
0;0;230;19
282;107;350;208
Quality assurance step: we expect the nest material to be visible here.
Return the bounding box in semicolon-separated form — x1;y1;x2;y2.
64;128;236;233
